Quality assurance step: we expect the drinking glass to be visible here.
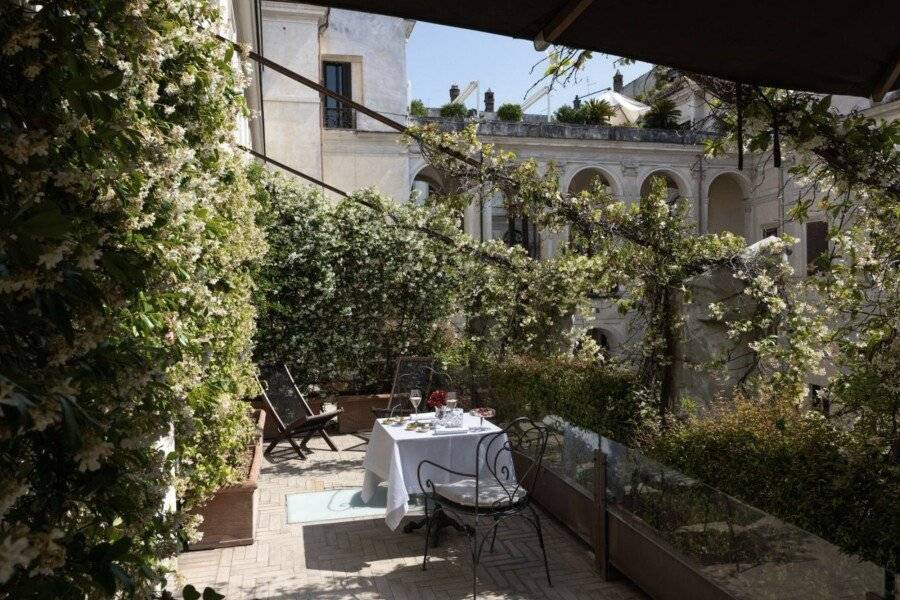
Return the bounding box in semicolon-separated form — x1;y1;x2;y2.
409;389;422;415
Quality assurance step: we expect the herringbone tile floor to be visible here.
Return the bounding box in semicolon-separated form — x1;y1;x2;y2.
176;434;647;600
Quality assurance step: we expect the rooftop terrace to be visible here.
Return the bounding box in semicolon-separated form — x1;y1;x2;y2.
413;116;717;146
176;434;647;600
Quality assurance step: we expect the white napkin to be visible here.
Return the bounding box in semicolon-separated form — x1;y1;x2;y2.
433;427;468;436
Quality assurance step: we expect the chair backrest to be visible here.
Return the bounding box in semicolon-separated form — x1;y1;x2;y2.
387;356;435;409
477;417;549;509
258;364;306;425
281;363;317;416
254;374;288;432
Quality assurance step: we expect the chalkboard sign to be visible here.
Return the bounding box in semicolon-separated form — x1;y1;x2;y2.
388;356;436;410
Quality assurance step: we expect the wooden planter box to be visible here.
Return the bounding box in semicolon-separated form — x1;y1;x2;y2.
187;410;265;551
329;393;391;433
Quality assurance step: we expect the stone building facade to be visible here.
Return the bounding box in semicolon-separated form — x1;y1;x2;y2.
249;2;899;359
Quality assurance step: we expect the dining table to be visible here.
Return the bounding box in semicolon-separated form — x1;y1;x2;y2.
360;411;513;532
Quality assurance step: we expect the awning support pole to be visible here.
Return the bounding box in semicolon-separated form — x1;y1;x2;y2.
871;52;900;101
736;83;744;171
239;144;348;197
533;0;595;51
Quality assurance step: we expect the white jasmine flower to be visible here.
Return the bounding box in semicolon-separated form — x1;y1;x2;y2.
74;440;114;472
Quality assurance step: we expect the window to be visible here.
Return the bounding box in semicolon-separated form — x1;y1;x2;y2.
322;61;354;129
762;224;779;238
809;384;829;416
806;221;828;274
491;204;539;258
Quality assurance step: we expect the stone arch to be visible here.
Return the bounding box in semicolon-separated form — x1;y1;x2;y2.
639;169;689;203
410;165;445;204
586;327;612;352
706;171;749;238
564;165;623;198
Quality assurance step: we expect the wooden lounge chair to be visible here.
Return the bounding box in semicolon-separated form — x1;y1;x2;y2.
255;366;342;460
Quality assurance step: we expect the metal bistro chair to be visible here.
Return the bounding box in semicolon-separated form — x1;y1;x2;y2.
416;417;551;599
372;356;436;419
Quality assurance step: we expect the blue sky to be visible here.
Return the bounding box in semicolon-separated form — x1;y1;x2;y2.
406;22;651;114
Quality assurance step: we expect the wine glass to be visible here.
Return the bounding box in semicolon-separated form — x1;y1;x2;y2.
409;388;422;415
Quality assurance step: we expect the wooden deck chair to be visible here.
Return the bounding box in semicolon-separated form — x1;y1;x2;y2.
255;371;342;460
282;364;339;451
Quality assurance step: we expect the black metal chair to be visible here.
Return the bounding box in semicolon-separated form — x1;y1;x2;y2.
416;417;551;599
372;356;436;419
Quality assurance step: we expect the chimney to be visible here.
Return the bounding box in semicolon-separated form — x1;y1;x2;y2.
449;83;460;101
613;70;623;93
484;89;495;112
573;95;581;108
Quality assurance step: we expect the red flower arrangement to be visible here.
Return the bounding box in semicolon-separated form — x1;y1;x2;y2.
426;390;448;409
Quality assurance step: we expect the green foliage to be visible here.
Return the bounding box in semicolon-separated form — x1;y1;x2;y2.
439;102;468;119
582;99;616;124
409;98;427;117
496;103;524;122
0;0;262;595
253;171;462;391
554;99;616;125
486;355;647;443
653;396;899;570
554;104;581;123
407;123;790;420
640;98;682;129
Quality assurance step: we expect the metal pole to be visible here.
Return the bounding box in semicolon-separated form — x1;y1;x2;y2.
594;449;610;578
238;144;348;197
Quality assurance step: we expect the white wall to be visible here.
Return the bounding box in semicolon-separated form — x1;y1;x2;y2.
262;2;327;179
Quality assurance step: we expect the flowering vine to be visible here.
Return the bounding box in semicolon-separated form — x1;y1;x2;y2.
1;0;263;595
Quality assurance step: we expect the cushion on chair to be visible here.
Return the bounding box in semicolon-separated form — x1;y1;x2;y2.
433;478;526;508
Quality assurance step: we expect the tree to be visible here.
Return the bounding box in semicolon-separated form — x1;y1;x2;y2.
406;123;796;423
496;103;524;122
439;102;468;119
554;104;580;123
535;48;900;573
554;99;615;125
582;98;616;124
409;98;427;117
641;97;681;129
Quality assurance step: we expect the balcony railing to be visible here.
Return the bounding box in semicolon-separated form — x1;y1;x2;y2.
324;106;355;129
412;116;719;146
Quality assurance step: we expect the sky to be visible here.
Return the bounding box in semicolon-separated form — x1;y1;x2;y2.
406;22;652;115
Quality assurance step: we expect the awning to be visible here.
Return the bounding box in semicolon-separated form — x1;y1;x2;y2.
295;1;900;100
591;90;650;126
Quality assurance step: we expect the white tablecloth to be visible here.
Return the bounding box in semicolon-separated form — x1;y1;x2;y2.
361;412;514;530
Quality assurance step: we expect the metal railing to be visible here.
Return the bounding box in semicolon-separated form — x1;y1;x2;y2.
323;106;355;129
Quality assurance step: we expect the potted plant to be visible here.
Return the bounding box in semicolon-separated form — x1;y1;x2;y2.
439;102;468;119
496;103;524;122
186;409;266;550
